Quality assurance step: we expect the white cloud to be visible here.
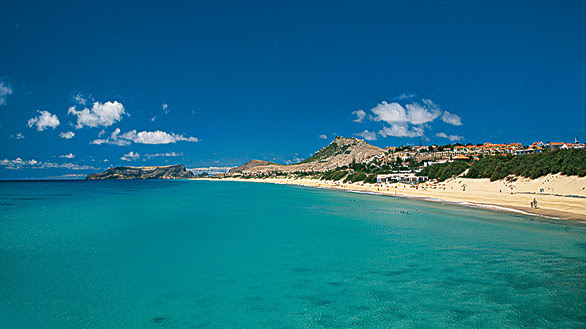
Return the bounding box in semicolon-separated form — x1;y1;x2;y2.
0;158;38;168
11;133;24;139
354;130;377;141
98;129;105;137
49;173;86;179
0;158;97;170
60;153;75;159
90;128;131;146
356;98;463;139
59;131;75;139
370;102;408;124
371;101;440;125
406;100;441;125
151;116;157;122
145;151;183;159
120;151;140;161
284;156;304;164
73;93;92;106
68;101;126;128
27;110;60;131
319;134;328;139
379;124;425;138
395;93;415;100
162;103;169;114
37;162;97;170
436;132;464;141
442;111;463;126
120;130;199;145
352;110;366;122
0;81;13;106
92;128;197;145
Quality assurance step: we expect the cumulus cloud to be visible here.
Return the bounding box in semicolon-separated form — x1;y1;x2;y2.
60;153;75;159
120;151;140;161
68;101;126;128
371;102;408;123
442;111;463;126
379;124;425;138
59;131;75;139
352;110;366;122
0;158;38;168
405;102;441;125
436;132;464;141
162;103;169;114
27;110;60;131
121;130;199;144
124;130;199;144
354;97;463;139
91;128;131;146
371;101;440;125
11;133;24;139
0;81;13;106
355;130;377;141
319;134;328;139
145;151;183;159
91;128;198;145
0;158;97;170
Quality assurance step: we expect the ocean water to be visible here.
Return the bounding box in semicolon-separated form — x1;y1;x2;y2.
0;180;585;328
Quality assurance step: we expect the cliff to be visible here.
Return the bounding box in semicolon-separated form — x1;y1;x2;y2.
86;164;195;180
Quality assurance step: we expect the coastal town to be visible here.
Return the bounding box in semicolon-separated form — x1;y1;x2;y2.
218;138;585;181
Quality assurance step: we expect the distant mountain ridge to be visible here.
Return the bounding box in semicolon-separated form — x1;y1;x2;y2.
86;164;195;180
229;137;384;174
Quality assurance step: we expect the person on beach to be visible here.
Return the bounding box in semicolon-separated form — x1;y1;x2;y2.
530;201;534;209
534;198;538;209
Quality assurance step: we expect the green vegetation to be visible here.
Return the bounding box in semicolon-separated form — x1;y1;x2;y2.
417;161;469;181
365;174;377;184
320;170;348;181
466;149;586;181
419;149;586;182
345;172;367;183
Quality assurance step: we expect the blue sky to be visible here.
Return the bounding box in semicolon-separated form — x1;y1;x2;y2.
0;0;584;179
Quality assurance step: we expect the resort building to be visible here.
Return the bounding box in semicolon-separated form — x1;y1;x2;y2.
376;173;428;184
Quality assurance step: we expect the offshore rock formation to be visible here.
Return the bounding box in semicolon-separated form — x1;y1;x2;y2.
230;137;384;174
86;164;195;180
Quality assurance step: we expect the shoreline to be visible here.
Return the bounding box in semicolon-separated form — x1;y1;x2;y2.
198;176;586;223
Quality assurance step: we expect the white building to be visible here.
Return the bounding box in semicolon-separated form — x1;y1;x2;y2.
377;173;428;184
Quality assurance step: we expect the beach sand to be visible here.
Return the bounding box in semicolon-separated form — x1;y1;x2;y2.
213;173;586;222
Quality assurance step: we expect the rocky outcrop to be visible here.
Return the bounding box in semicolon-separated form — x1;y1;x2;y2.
86;164;195;180
230;137;385;174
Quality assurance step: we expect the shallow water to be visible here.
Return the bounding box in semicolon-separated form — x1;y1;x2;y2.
0;180;585;328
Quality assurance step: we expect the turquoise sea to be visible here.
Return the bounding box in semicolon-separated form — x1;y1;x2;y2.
0;180;585;328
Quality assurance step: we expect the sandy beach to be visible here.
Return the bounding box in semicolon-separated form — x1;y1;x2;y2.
212;173;586;222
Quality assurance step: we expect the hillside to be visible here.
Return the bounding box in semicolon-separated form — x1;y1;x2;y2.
86;164;195;180
229;137;384;174
228;160;280;174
